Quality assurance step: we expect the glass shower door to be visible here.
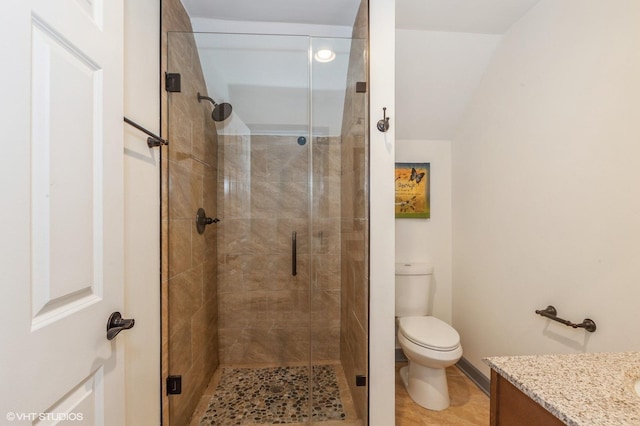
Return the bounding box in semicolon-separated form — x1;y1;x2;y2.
166;31;368;425
310;36;369;424
167;32;316;424
210;33;312;368
208;34;312;424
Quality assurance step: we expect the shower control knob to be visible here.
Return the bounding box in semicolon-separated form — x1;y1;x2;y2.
196;208;220;234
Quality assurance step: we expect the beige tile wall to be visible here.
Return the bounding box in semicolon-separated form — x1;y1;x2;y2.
162;1;219;425
311;137;343;363
217;134;342;365
340;0;369;422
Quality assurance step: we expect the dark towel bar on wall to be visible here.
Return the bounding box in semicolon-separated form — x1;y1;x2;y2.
535;305;597;332
124;117;168;148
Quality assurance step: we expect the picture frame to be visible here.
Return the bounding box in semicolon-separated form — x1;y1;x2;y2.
395;162;430;219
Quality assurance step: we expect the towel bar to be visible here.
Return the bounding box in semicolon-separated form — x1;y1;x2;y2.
535;305;596;332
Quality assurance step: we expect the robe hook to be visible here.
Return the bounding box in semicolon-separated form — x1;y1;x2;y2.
377;107;390;132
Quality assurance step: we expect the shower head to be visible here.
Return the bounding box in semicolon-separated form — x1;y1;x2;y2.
197;92;233;122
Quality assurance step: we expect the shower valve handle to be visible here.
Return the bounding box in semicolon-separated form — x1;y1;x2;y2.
196;208;220;234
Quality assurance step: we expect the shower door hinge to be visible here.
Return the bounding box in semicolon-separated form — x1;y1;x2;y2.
356;82;367;93
167;375;182;395
165;73;181;93
355;375;367;387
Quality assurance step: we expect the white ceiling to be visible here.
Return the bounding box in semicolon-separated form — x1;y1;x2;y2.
180;0;362;27
396;0;541;34
181;0;541;34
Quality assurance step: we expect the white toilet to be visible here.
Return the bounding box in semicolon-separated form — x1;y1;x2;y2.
396;262;463;411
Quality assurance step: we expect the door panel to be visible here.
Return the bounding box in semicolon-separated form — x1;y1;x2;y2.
38;367;104;424
0;0;124;423
31;16;104;328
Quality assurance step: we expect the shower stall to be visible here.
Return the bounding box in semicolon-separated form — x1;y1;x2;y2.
164;21;369;425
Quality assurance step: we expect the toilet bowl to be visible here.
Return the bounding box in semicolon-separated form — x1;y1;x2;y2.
397;316;462;411
395;262;463;411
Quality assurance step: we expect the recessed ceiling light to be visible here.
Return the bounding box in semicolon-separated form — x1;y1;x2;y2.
314;48;336;63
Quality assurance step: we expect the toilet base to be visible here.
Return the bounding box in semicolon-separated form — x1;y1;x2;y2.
400;363;450;411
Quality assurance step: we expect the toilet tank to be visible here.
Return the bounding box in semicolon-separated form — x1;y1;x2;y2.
395;262;433;317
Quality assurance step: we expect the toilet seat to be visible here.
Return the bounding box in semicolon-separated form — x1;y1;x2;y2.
399;316;460;351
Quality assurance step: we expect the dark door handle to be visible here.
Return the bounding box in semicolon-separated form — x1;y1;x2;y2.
106;312;135;340
292;231;297;276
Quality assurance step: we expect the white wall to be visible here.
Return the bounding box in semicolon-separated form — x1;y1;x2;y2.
394;28;500;328
452;0;640;377
123;1;161;423
396;140;452;323
369;0;396;424
396;0;541;34
395;29;501;140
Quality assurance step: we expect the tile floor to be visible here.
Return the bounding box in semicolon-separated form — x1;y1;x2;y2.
200;365;345;424
396;363;490;425
189;361;489;425
189;361;362;426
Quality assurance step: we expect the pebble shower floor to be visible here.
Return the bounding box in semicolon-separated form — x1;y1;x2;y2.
199;365;346;425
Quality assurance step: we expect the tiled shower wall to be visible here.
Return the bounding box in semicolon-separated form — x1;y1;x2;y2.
340;0;369;421
217;135;342;365
162;1;219;425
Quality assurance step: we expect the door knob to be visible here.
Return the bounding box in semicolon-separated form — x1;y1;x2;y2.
106;312;135;340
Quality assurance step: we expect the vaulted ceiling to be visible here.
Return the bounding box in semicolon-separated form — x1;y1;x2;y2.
180;0;540;34
178;0;542;138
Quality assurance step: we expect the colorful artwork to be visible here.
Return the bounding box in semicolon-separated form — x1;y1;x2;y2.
395;163;430;219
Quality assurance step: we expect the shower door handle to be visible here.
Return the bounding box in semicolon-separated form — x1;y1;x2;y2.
292;231;297;276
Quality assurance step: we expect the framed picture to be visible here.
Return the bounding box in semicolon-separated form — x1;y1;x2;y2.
395;162;430;219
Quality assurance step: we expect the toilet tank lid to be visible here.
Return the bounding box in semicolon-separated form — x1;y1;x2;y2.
395;262;433;275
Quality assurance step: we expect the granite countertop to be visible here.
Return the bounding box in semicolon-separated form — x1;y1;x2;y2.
485;352;640;426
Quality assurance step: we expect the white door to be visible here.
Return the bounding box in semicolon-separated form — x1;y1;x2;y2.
0;0;125;424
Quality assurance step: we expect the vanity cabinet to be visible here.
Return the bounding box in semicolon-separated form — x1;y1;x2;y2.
490;370;564;426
